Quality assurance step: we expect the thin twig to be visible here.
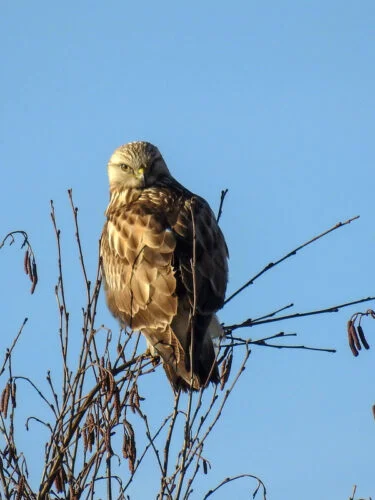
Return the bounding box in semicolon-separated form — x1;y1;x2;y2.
0;230;38;294
160;390;181;496
225;296;375;331
68;189;91;302
174;201;198;499
0;318;28;377
225;215;360;305
185;346;250;474
204;473;267;500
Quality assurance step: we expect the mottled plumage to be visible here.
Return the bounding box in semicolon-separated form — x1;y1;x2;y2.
100;141;228;390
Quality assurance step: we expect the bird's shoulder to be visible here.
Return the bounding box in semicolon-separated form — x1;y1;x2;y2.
104;179;227;258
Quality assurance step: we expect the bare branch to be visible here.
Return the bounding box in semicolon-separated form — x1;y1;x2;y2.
204;473;267;500
225;296;375;331
225;215;360;305
1;193;370;499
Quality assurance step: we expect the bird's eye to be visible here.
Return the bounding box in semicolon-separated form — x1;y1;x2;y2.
120;164;131;172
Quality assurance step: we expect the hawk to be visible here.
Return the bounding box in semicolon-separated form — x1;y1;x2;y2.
100;141;228;391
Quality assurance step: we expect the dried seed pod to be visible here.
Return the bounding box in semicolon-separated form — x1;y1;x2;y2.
357;325;370;350
85;413;96;452
30;259;38;294
87;413;95;433
1;383;11;418
11;381;16;409
54;467;65;493
123;419;136;474
114;387;121;422
99;358;108;392
203;459;208;475
15;475;25;500
89;430;95;450
108;371;115;397
351;321;361;351
220;350;233;390
123;422;132;457
23;250;30;275
122;433;130;459
347;320;359;357
129;384;141;414
82;425;89;453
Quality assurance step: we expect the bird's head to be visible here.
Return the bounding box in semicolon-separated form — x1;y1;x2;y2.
107;141;170;191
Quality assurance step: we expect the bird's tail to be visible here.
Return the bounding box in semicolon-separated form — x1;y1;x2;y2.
144;314;223;391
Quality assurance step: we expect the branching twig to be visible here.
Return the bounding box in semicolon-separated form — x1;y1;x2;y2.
0;318;28;377
225;296;375;331
204;473;267;500
225;331;336;353
1;193;371;500
225;215;360;305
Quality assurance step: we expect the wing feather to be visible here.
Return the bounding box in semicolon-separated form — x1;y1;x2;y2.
101;190;178;333
171;195;228;314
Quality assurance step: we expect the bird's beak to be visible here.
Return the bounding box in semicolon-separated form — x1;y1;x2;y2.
137;167;145;187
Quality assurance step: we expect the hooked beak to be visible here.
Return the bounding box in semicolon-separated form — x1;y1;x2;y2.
137;167;145;187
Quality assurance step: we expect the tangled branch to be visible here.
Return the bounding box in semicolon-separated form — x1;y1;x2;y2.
0;192;372;499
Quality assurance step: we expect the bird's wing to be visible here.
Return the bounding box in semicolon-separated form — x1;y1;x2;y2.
101;201;178;332
171;194;228;315
165;192;228;387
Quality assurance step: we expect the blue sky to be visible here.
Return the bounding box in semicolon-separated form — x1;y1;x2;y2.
1;1;375;498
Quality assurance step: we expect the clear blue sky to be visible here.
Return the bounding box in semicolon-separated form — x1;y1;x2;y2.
1;2;375;498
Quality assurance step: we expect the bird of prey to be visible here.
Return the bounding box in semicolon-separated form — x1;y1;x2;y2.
100;141;228;390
